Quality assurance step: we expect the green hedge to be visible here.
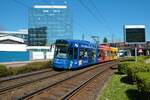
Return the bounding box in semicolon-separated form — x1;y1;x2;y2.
0;64;8;77
127;62;150;81
0;60;52;77
120;56;149;62
136;72;150;94
137;56;150;63
120;57;135;62
118;61;134;74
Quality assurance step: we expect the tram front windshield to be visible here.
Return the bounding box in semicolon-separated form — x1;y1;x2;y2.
55;44;68;59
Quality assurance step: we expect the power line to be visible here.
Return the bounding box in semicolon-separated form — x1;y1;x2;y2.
77;0;104;26
90;0;112;31
90;0;114;42
77;0;114;41
13;0;31;9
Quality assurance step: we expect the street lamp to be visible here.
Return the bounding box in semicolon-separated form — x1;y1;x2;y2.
91;35;99;45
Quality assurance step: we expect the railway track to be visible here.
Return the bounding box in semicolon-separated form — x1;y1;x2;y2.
0;69;52;83
66;68;116;100
0;68;65;93
0;61;117;100
24;62;117;100
26;62;117;100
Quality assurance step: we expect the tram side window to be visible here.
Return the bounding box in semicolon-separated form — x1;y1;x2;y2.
93;50;96;58
79;48;84;60
111;51;113;56
84;49;88;58
74;48;78;59
98;50;102;57
115;51;117;56
104;51;107;57
91;50;95;60
69;47;73;60
108;51;111;56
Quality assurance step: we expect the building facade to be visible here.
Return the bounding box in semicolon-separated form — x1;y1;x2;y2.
28;5;73;46
27;45;55;60
0;36;29;62
28;27;47;46
0;29;28;44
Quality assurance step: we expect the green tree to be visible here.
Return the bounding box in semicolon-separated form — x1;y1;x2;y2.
103;37;108;43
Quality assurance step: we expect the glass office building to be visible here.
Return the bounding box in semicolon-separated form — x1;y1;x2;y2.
28;5;73;46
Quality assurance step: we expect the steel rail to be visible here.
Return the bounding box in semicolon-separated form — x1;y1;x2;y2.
61;63;117;100
0;70;65;94
20;61;115;100
0;68;53;83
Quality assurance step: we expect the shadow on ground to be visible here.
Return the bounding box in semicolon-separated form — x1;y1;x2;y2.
126;89;150;100
114;71;124;75
126;89;139;100
120;76;133;85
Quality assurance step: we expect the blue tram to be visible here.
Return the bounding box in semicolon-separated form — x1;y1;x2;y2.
53;39;98;69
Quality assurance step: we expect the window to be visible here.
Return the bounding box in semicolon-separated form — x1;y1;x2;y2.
55;45;68;59
69;47;73;60
79;48;84;60
84;49;88;58
74;48;78;59
98;50;102;57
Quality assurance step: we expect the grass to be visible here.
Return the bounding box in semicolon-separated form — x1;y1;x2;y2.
99;56;150;100
99;74;138;100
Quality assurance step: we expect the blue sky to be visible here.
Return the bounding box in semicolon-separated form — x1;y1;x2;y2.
0;0;150;43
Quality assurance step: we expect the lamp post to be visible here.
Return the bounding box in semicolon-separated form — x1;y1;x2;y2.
91;35;99;45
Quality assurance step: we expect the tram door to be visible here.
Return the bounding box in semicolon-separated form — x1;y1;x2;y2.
73;47;78;67
68;45;78;68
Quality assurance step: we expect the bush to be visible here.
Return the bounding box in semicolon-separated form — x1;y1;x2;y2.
9;61;52;75
120;57;135;62
136;72;150;93
120;56;149;62
0;60;52;77
127;62;150;81
137;56;150;63
0;64;8;77
118;61;134;74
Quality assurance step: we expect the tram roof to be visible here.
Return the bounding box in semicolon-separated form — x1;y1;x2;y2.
56;39;97;48
56;39;96;45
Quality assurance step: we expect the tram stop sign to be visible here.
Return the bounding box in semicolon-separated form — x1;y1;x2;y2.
138;49;143;53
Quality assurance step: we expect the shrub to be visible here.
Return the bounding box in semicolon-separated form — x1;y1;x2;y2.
0;64;8;77
127;62;150;81
9;60;52;75
137;56;150;63
0;60;52;77
136;72;150;94
120;56;149;62
118;61;134;74
120;57;135;62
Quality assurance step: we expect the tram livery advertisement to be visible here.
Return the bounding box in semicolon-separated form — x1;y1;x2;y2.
53;39;118;69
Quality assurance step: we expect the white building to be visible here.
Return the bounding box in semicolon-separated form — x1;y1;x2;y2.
0;29;28;44
0;36;29;62
0;36;27;51
27;45;55;60
0;31;55;61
